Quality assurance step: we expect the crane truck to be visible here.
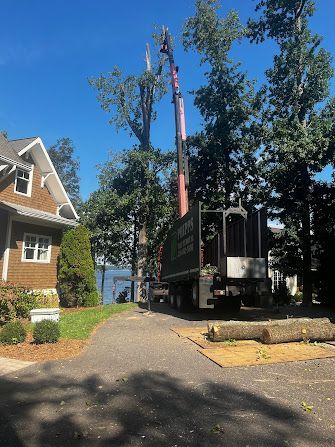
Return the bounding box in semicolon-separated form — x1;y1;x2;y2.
158;29;268;312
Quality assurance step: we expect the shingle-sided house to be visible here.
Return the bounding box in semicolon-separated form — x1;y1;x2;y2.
0;134;77;292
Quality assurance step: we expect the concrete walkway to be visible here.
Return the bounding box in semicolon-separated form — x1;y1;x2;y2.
0;357;34;377
0;304;334;447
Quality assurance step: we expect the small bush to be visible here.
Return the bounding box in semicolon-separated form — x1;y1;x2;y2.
83;290;100;307
33;320;60;344
0;320;26;344
116;288;129;304
0;281;26;323
14;293;38;319
31;290;59;308
294;291;303;302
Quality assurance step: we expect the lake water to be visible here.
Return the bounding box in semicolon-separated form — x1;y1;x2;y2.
96;269;135;304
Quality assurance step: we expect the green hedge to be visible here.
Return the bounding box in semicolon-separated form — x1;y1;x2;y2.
58;225;99;307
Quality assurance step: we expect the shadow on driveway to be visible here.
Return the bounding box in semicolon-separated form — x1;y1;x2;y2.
139;301;335;323
0;367;331;446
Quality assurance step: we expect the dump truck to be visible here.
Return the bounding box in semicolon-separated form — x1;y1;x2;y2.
160;201;268;312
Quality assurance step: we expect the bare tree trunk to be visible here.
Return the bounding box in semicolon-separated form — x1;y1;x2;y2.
131;219;138;302
301;164;313;306
301;204;313;305
136;221;147;301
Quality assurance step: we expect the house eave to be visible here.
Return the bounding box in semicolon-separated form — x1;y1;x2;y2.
0;155;32;171
0;201;78;228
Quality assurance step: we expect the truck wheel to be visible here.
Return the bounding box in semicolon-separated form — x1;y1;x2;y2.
229;297;241;313
176;294;187;313
191;282;199;309
169;294;176;308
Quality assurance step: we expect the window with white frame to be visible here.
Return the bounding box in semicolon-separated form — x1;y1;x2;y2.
15;169;31;195
22;233;52;263
273;270;285;290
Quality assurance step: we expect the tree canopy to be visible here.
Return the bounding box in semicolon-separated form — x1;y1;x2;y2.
48;138;81;209
248;0;335;303
183;0;263;211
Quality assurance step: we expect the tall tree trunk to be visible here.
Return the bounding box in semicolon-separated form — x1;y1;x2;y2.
136;221;147;301
301;204;313;305
136;142;150;302
101;257;106;302
131;218;138;302
301;165;313;306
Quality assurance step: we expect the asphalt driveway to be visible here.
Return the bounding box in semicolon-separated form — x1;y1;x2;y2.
0;303;334;447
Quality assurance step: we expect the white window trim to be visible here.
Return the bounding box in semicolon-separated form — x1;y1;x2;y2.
14;166;33;197
21;232;52;264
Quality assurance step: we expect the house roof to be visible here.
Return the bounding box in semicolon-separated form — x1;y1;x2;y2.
0;134;32;169
0;201;77;227
9;137;38;154
0;134;78;220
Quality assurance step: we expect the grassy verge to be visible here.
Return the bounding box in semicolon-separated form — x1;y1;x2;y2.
59;303;137;340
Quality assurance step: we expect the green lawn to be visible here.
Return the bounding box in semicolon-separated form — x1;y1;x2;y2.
59;303;137;340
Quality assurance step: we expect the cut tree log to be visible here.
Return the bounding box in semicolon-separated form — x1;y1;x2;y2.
262;321;335;344
207;318;330;342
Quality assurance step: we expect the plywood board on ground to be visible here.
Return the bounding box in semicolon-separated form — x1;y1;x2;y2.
199;342;335;368
171;327;207;338
188;337;259;350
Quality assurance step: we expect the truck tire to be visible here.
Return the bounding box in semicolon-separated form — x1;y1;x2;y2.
169;294;176;308
176;294;187;313
228;297;241;313
242;295;256;307
217;296;241;313
191;282;199;310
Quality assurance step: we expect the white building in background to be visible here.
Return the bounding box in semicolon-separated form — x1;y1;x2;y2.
268;227;298;296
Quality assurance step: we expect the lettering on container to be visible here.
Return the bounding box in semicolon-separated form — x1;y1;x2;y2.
171;217;194;260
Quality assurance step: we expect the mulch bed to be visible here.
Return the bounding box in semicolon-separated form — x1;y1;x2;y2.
0;333;87;362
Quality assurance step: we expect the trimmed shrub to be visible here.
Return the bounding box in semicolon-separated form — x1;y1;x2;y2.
33;320;60;344
14;293;38;319
32;290;59;308
0;281;26;323
294;291;303;302
58;225;99;307
0;320;26;344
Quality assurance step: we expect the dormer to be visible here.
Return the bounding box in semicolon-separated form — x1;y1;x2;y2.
0;134;78;220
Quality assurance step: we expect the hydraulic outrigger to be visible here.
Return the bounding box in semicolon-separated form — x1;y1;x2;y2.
160;27;189;218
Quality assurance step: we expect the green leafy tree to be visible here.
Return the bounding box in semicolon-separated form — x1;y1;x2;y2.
97;148;175;296
48;138;81;210
183;0;263;212
81;189;132;299
89;41;167;300
58;225;99;307
248;0;335;304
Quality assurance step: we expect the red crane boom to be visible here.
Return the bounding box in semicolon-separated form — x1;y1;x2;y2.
160;28;189;218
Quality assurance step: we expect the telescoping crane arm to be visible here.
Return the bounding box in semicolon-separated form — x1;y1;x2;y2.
160;27;189;218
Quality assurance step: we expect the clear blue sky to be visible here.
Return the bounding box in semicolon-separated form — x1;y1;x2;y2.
1;0;334;199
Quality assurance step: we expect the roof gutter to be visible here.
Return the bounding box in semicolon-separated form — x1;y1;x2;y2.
0;155;32;171
0;202;77;228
